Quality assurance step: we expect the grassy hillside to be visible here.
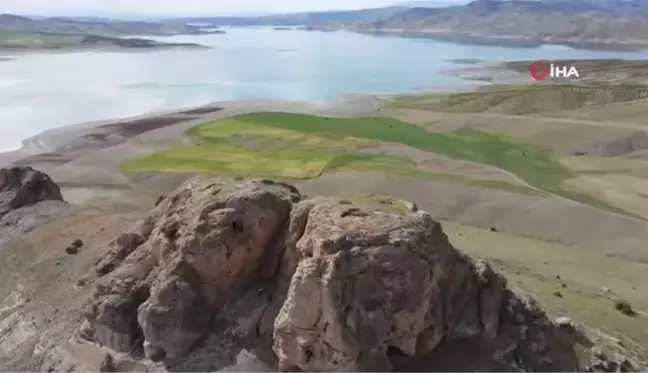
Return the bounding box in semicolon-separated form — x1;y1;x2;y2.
123;114;538;194
389;84;648;115
0;31;83;49
121;112;631;211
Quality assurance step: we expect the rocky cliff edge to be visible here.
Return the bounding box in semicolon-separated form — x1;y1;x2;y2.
36;176;641;372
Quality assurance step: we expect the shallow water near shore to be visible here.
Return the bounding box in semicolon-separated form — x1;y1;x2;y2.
3;27;648;151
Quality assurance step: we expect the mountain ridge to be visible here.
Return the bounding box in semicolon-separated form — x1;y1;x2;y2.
0;13;220;36
332;0;648;49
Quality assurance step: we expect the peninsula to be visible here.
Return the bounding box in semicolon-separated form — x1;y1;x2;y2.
0;13;220;51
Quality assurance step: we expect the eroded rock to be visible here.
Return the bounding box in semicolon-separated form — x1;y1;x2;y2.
79;177;644;372
85;179;300;358
272;201;457;371
0;167;68;248
586;347;636;372
0;166;64;217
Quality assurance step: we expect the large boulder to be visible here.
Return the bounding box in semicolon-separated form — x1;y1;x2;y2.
0;166;64;217
0;166;67;249
85;178;300;359
81;177;642;372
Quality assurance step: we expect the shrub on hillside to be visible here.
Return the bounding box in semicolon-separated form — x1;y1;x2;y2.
615;300;637;317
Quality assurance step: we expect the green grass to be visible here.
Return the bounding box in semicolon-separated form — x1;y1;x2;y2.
121;143;409;178
124;111;630;209
200;112;638;213
122;113;541;193
122;141;537;194
0;31;83;49
186;118;377;151
219;112;568;191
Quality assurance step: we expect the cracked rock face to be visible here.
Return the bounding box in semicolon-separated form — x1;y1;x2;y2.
81;177;640;372
272;200;460;371
86;179;300;359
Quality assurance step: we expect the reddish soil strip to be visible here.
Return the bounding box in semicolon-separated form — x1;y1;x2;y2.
15;109;223;166
61;114;202;151
97;114;205;138
176;106;224;115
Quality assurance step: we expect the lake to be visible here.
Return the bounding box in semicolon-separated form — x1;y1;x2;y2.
2;27;648;151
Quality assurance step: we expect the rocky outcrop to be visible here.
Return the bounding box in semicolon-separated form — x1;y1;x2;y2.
0;166;64;218
85;179;300;359
586;348;636;372
81;177;642;372
0;166;68;248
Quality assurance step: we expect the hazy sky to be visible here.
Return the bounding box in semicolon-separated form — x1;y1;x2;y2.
0;0;422;16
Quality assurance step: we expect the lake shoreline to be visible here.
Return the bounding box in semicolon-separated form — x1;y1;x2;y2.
0;44;209;58
350;28;648;52
0;60;523;168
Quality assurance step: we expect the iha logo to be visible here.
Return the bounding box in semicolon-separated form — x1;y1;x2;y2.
529;61;580;81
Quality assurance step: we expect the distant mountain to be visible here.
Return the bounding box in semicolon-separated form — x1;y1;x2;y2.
0;13;215;51
540;0;648;13
326;0;648;50
7;0;648;50
176;0;648;29
179;7;408;26
395;1;469;7
0;30;206;51
0;13;220;36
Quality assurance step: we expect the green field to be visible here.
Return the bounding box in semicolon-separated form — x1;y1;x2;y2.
212;112;568;188
123;142;419;179
0;31;83;49
123;112;619;204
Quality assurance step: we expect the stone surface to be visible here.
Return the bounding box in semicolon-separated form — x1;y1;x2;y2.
85;178;299;359
586;347;636;372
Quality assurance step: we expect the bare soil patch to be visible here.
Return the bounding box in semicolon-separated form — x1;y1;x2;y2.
0;207;146;370
445;222;648;361
391;109;644;156
566;174;648;220
561;156;648;178
576;131;648;157
297;171;648;262
176;106;224;115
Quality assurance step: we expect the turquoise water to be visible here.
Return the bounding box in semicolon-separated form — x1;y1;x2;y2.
2;27;648;151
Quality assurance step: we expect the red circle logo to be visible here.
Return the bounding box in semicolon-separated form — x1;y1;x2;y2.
529;61;550;81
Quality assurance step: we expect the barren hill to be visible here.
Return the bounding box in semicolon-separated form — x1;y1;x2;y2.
0;168;643;372
344;0;648;49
